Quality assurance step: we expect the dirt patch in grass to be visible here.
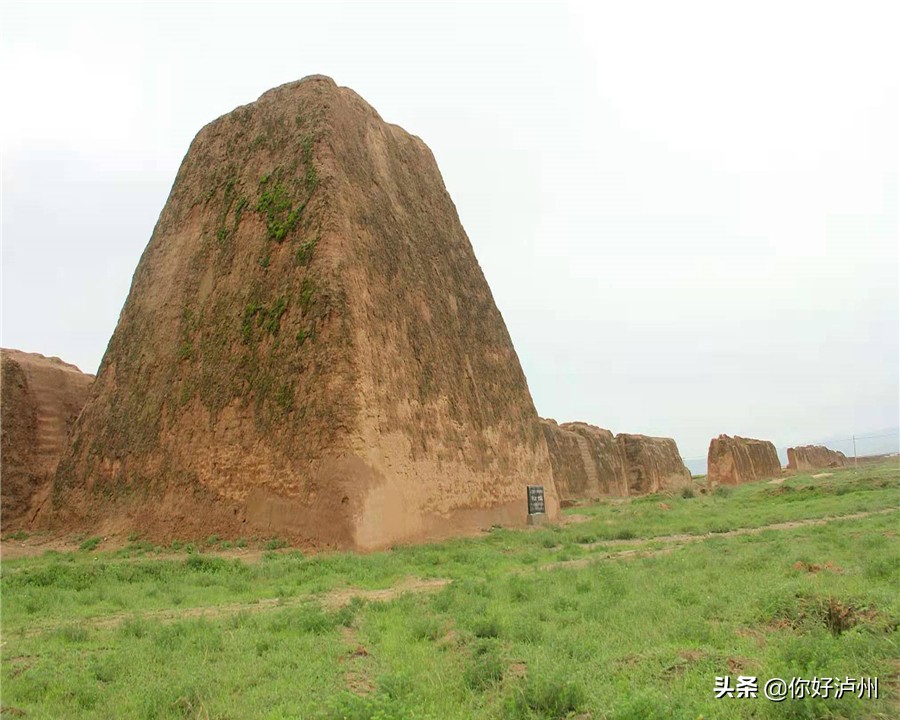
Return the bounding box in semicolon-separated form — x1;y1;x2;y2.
765;485;796;496
341;626;369;659
679;650;704;662
662;650;706;678
508;661;528;678
540;545;675;571
18;576;450;637
583;508;896;550
0;706;28;717
0;536;82;560
734;627;768;648
436;628;460;651
542;509;896;572
820;598;890;636
4;656;35;679
340;625;374;696
792;560;844;574
726;656;754;674
321;577;450;610
763;595;897;637
344;669;375;696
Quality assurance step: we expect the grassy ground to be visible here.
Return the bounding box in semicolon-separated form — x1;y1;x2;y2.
1;461;897;719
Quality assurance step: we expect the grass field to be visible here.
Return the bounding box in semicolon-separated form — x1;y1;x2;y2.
1;461;898;719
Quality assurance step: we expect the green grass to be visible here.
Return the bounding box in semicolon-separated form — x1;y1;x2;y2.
295;237;317;266
256;179;306;242
1;462;897;718
298;277;316;314
78;536;103;552
241;295;290;342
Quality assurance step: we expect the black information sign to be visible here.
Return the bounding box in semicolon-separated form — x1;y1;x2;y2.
527;485;545;515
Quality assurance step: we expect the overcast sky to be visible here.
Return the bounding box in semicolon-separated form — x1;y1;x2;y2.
2;1;897;462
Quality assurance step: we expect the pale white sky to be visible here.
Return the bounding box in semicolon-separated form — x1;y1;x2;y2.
2;1;897;461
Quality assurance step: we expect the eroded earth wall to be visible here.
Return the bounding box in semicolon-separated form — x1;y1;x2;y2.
707;434;781;486
1;349;93;528
540;419;629;501
786;445;847;472
541;420;691;499
616;433;692;495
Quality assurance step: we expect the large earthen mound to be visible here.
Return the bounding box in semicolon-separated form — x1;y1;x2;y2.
51;76;557;549
786;445;847;472
1;349;93;528
707;434;781;486
540;419;628;500
616;433;691;494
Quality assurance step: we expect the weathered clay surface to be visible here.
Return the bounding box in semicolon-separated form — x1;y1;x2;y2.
49;76;557;549
540;419;629;500
616;433;692;494
707;434;781;486
1;349;93;528
786;445;847;472
540;419;691;500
